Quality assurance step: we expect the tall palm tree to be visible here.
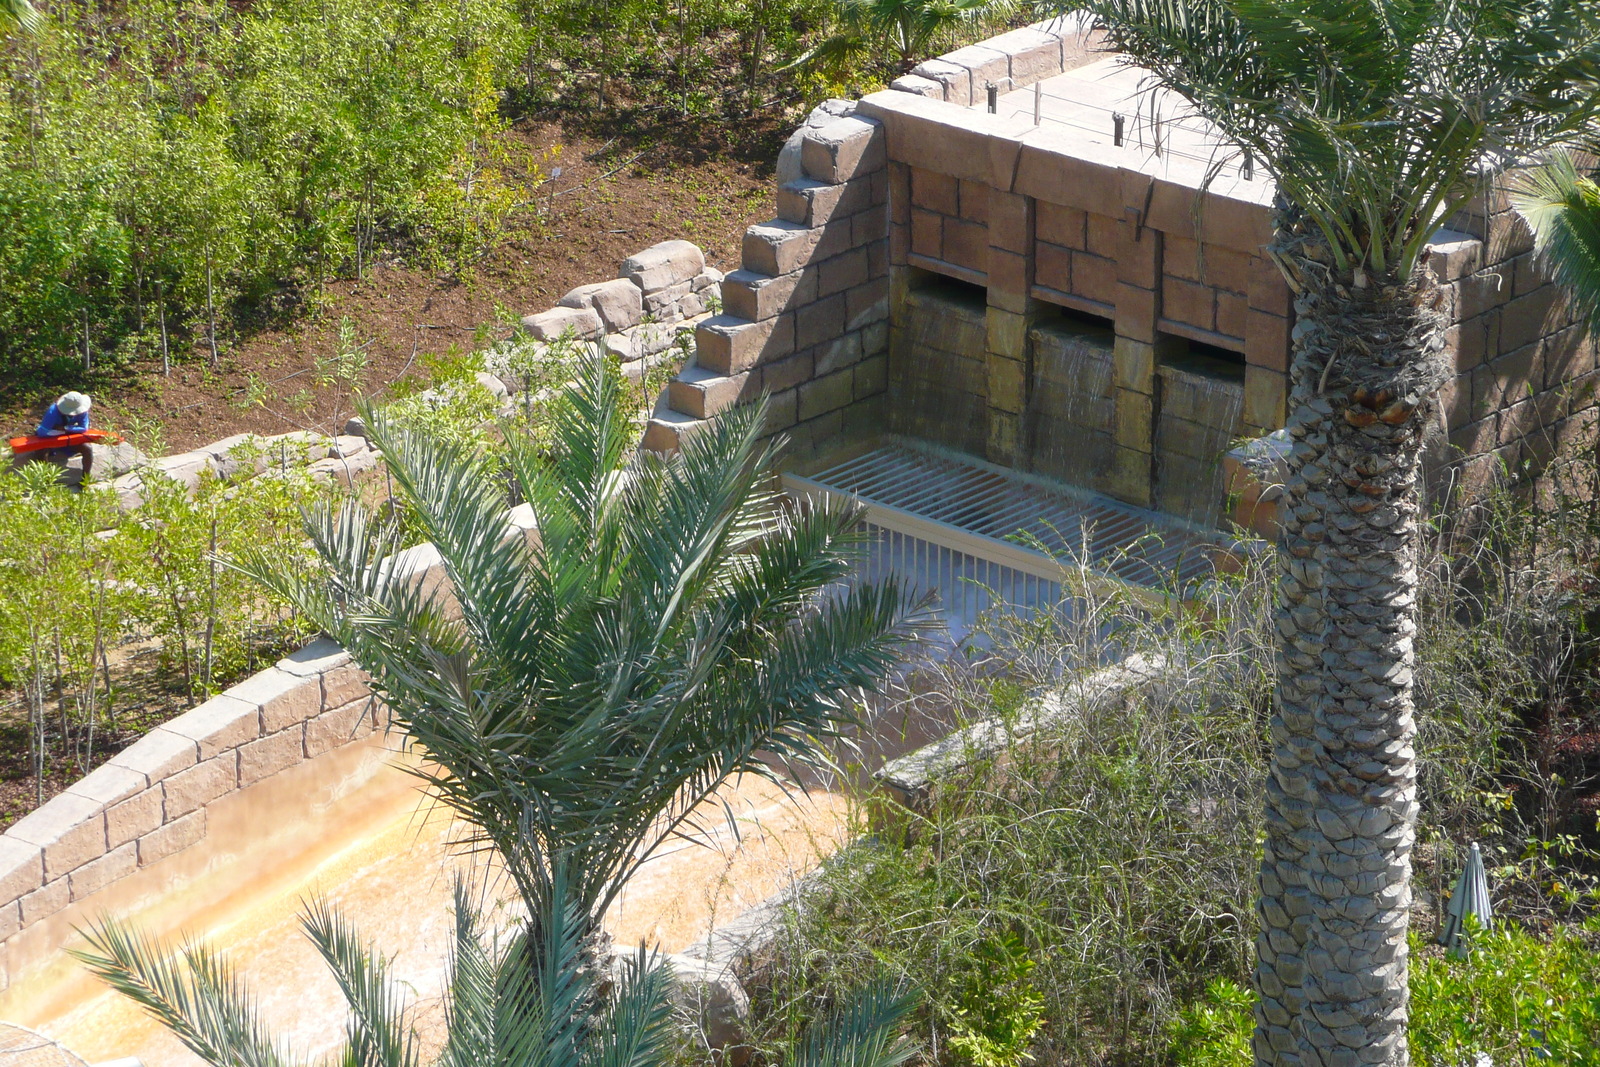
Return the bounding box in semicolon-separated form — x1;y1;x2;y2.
73;863;921;1067
237;354;930;963
1073;2;1600;1064
1513;150;1600;336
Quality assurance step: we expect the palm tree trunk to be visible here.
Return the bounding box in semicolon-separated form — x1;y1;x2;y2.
1254;209;1448;1067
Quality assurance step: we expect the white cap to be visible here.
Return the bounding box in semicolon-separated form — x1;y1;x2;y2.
57;391;91;416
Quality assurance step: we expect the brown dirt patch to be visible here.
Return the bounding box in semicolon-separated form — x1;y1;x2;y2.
2;115;784;452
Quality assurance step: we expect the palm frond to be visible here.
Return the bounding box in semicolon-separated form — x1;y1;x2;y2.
788;981;920;1067
1;0;40;34
1512;150;1600;336
71;919;296;1067
301;899;420;1067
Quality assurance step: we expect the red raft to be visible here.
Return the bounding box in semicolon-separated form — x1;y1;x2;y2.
7;429;120;455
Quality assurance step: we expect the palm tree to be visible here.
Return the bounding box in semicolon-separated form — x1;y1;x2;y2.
1072;2;1600;1064
1513;150;1600;336
73;863;921;1067
237;354;930;966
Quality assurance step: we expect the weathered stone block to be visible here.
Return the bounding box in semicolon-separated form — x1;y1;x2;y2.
1115;282;1159;343
911;168;958;215
812;333;864;377
958;180;990;226
987;250;1030;313
1162;275;1216;331
1034;241;1072;295
1106;446;1155;507
723;269;814;323
762;350;816;393
669;367;756;419
225;666;320;734
778;177;872;228
943;218;989;275
799;369;856;422
322;664;372;709
105;789;164;849
942;43;1009;99
138;809;206;866
238;728;306;786
987;410;1022;466
1037;202;1086;249
909;59;971;106
521;305;603;342
856;352;889;397
0;838;44;903
1500;287;1562;351
1243;367;1289;430
1543;323;1597;391
1245;310;1291;372
851;205;887;246
696;314;794;375
1217;290;1248;340
165;694;260;760
986;307;1030;358
889;74;941;97
1113;336;1159;393
622;240;706;293
9;793;105;881
986;25;1065;83
743;220;827;277
910;209;942;260
164;756;235;819
1071;251;1117;306
65;763;146;806
1114;388;1154;449
560;278;644;333
818;248;870;298
109;726;199;785
70;841;137;901
305;700;375;759
847;277;890;328
0;899;19;941
988;355;1028;414
795;293;849;349
801;117;885;184
19;878;69;925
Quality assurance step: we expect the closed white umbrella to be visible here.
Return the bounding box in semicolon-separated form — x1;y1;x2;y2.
1438;841;1493;956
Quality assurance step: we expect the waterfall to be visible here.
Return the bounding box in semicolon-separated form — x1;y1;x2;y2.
1026;324;1115;490
1153;363;1244;526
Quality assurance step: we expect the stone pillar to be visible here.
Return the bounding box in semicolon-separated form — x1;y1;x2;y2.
1107;169;1164;507
1243;253;1292;434
985;190;1037;466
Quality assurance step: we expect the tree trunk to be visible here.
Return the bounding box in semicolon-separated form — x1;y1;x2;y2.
1253;210;1448;1067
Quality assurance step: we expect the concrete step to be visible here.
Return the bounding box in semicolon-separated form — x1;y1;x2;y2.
666;363;756;420
695;313;794;375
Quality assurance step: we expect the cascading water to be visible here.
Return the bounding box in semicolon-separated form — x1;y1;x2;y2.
1153;360;1245;525
1025;322;1116;489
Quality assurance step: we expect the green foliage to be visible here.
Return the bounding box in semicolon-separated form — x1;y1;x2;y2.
790;0;1016;78
1513;150;1600;339
944;931;1045;1067
237;359;934;943
1168;924;1600;1067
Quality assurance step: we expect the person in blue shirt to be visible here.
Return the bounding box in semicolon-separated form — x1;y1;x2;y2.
35;391;94;480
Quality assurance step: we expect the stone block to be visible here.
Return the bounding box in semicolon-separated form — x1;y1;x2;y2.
643;279;694;320
847;277;890;328
889;74;941;97
1162;275;1216;331
987;250;1030;313
696;314;794;375
226;666;321;734
163;756;236;819
328;434;370;459
109;725;199;784
305;699;375;759
911;168;958;215
1426;233;1482;281
1457;270;1511;318
278;637;351;678
1113;336;1159;393
1217;290;1248;340
910;209;941;259
20;878;69;925
165;694;260;760
812;333;864;377
987;410;1022;466
1037;201;1086;249
943;43;1009;98
818;248;871;297
9;793;105;881
238;728;307;787
138;809;206;866
1543;323;1597;391
70;841;136;901
943;218;989;275
987;25;1065;82
147;451;217;492
669;367;756;419
795;293;849;349
801;117;885;184
105;789;164;849
988;355;1028;414
1114;388;1154;449
65;763;146;806
958;180;990;225
1500;287;1562;351
322;664;372;709
1243;367;1288;430
1106;447;1155;507
521;305;604;342
0;900;18;941
1083;211;1119;261
762;350;816;392
0;838;44;903
799;369;856;422
204;433;267;480
1486;209;1536;264
858;91;1030;187
1249;255;1292;317
779;177;872;228
743;220;826;277
909;59;971;106
622;240;706;293
852;205;888;245
1246;310;1291;372
1071;251;1117;306
559;278;644;333
856;352;889;397
1115;282;1159;343
986;307;1030;358
988;191;1032;255
1035;241;1072;294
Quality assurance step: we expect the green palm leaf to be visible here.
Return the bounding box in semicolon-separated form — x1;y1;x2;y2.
1512;151;1600;336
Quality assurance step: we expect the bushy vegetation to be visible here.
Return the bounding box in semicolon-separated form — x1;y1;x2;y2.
0;451;331;811
0;0;1017;389
744;453;1600;1066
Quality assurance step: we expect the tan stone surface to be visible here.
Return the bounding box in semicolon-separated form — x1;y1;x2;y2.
238;728;307;787
105;791;164;849
164;695;260;760
163;758;236;820
107;727;198;784
9;795;105;882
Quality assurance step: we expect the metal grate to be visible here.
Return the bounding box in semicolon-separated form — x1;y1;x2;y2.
786;442;1224;592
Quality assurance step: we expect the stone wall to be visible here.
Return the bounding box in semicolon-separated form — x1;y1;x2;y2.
0;638;380;996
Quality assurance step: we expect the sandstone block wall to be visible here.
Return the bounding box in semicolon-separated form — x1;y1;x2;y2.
0;638;383;994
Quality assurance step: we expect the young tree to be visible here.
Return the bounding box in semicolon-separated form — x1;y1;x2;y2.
238;355;931;963
1073;2;1600;1064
